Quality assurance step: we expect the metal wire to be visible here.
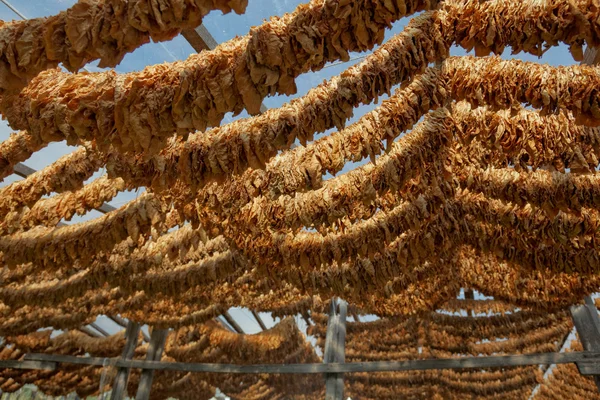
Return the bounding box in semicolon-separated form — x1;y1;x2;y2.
0;0;26;20
322;54;369;69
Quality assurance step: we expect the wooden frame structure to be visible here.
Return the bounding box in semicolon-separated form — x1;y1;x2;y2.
1;5;600;400
324;299;347;400
570;296;600;390
16;350;600;375
0;295;596;399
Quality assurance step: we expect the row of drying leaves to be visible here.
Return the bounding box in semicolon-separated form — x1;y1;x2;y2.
0;0;598;361
0;317;322;399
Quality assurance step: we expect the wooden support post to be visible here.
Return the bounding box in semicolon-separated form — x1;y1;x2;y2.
0;360;56;370
585;296;600;328
570;297;600;390
324;299;347;400
324;300;339;400
464;289;475;317
135;329;168;400
139;327;151;343
222;311;244;334
323;300;337;364
110;316;150;342
110;321;140;400
302;312;312;327
251;310;267;331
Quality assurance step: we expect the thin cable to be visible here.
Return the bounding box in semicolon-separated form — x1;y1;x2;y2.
322;54;369;69
0;0;25;20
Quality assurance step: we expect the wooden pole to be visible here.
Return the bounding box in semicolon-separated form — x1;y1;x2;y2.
221;311;244;334
217;317;236;332
464;289;475;317
570;298;600;390
325;298;347;400
323;300;337;364
20;351;600;374
109;315;128;328
135;329;168;400
77;326;103;338
585;296;600;328
110;321;140;400
109;316;150;342
302;312;312;327
89;322;110;337
334;300;347;399
579;55;600;381
251;310;267;331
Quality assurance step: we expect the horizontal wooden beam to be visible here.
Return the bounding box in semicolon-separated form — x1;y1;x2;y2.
22;352;600;375
0;360;56;370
